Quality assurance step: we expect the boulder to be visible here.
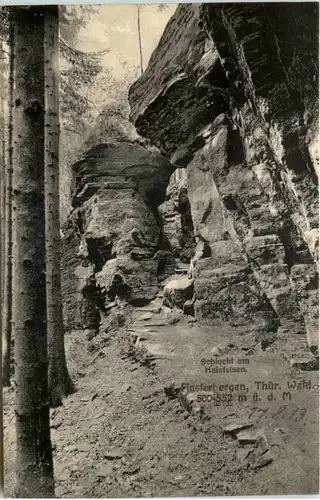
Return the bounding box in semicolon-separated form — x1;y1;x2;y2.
163;277;194;309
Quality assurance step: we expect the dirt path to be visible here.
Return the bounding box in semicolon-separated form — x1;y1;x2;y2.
3;329;242;498
3;313;319;497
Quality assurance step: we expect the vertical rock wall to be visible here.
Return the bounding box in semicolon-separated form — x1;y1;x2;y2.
129;4;319;345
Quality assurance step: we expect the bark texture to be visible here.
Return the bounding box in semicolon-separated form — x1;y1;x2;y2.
12;7;54;497
44;6;74;408
2;25;14;387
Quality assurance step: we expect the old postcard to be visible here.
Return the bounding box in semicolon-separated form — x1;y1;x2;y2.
0;2;319;498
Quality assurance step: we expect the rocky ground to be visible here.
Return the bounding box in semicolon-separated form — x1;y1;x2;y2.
3;277;319;497
3;3;319;497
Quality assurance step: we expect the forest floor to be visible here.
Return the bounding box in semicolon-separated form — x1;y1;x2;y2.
3;304;319;497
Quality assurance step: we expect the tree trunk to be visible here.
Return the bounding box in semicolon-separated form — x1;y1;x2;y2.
2;25;13;387
137;5;144;75
11;7;54;497
44;6;74;408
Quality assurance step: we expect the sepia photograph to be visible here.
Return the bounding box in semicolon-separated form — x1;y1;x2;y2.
0;2;319;497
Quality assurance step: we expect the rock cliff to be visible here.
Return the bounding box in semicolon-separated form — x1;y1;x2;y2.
129;4;319;345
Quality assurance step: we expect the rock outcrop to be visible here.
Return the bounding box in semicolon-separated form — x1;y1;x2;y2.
61;140;175;334
129;4;319;345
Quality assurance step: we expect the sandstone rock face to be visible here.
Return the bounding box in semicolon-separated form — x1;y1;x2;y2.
163;277;194;310
61;140;175;333
71;141;174;210
158;169;196;263
129;4;319;344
